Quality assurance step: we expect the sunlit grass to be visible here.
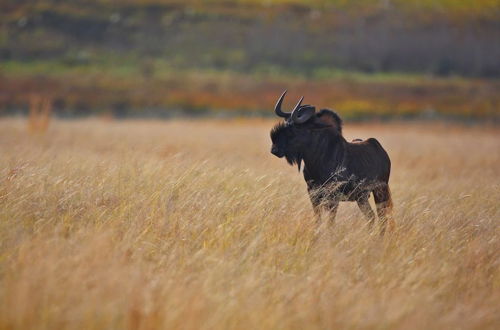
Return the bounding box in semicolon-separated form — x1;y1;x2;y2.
0;118;499;329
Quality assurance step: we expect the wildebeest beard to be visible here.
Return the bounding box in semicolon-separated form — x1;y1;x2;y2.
285;150;303;171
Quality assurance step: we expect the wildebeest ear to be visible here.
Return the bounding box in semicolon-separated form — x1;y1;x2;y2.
312;110;342;133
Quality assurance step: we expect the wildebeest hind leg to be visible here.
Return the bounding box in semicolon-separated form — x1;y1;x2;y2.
356;194;376;227
373;184;395;234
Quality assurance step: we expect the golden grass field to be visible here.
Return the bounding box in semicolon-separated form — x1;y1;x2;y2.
0;118;499;329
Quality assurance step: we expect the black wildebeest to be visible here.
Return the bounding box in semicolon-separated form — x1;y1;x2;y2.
270;91;394;232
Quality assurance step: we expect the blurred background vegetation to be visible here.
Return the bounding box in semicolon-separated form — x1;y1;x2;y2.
1;0;499;120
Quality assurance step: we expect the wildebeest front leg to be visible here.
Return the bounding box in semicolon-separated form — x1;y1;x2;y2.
308;186;322;224
308;188;338;225
325;200;339;223
309;196;326;226
356;193;376;227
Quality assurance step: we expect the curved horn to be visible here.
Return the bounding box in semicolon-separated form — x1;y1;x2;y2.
274;90;290;118
292;96;304;114
291;104;316;124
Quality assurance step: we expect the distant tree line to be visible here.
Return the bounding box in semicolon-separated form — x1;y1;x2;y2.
0;1;500;77
1;1;499;77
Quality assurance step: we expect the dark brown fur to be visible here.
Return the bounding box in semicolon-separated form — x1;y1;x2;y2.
271;109;394;233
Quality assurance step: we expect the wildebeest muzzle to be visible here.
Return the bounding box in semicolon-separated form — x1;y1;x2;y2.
271;145;284;157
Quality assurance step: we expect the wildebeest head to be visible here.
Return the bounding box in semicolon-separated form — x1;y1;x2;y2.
270;91;343;170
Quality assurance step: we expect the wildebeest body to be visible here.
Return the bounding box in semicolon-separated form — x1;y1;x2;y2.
270;92;394;232
304;138;390;200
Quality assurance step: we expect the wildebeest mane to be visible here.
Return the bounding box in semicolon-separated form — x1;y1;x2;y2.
316;109;343;135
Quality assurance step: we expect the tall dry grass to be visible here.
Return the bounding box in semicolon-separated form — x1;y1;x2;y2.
27;95;52;134
0;118;499;329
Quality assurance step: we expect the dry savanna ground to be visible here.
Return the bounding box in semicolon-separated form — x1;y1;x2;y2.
0;118;499;330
